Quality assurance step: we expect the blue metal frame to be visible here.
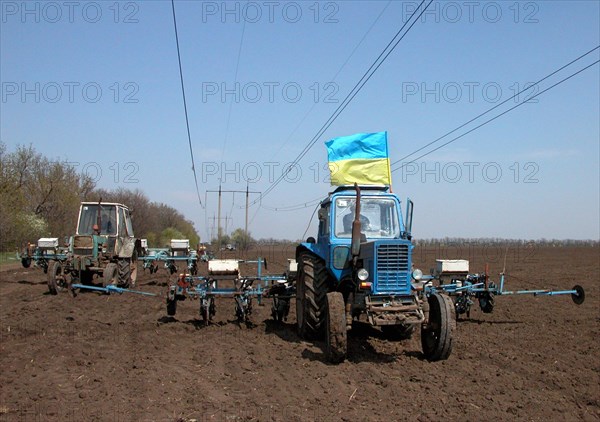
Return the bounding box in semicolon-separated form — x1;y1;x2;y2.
138;247;198;273
424;273;584;301
71;283;157;296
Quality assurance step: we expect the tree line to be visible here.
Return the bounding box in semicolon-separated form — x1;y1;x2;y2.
414;238;599;247
0;143;199;251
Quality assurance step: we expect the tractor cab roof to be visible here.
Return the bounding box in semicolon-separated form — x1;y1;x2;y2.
322;185;392;205
331;185;390;194
80;202;130;210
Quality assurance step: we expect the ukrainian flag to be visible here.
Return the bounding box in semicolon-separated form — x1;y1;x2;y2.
325;132;392;186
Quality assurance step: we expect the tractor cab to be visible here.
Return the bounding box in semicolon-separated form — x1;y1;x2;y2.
45;201;140;294
304;185;415;297
71;201;138;265
77;202;134;237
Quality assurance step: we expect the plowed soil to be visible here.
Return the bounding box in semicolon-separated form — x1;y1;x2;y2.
1;245;598;421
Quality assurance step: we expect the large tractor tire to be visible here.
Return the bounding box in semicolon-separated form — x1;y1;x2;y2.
325;292;347;363
47;261;62;295
421;293;455;361
117;258;137;288
102;263;118;287
381;323;417;341
296;253;329;340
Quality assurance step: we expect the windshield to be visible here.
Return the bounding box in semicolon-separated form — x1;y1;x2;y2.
77;204;118;235
334;196;401;239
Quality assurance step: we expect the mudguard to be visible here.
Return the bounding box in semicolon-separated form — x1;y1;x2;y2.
296;242;327;261
118;237;137;258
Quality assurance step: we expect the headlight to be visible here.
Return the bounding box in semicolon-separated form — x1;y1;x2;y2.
357;268;369;281
412;268;423;281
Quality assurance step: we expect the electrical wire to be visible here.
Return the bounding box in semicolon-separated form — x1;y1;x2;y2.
391;58;600;171
390;45;600;171
267;0;393;162
260;195;324;211
171;0;203;208
221;18;247;162
250;0;433;206
301;202;321;241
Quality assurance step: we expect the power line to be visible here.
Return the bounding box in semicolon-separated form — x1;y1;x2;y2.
267;0;393;162
301;202;321;241
392;58;600;171
251;0;432;206
391;45;600;170
260;195;324;212
221;18;247;162
171;0;203;208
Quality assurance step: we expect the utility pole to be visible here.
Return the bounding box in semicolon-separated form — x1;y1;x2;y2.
206;186;261;241
245;182;249;235
217;184;222;247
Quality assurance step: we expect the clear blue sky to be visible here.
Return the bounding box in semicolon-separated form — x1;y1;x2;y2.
1;0;599;241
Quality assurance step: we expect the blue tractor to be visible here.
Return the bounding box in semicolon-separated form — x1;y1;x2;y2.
295;184;454;363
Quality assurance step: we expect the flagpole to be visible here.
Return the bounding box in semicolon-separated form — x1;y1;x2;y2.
386;131;393;193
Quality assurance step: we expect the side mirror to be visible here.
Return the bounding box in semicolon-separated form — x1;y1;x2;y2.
318;207;327;221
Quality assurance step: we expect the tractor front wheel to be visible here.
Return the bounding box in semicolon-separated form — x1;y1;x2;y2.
102;263;118;287
421;293;455;361
325;292;347;363
296;253;328;340
47;261;63;295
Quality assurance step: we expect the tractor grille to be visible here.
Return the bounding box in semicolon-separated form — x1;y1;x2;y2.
73;236;93;256
376;244;410;293
73;248;93;256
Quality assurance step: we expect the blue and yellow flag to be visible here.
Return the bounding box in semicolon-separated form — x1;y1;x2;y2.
325;132;392;186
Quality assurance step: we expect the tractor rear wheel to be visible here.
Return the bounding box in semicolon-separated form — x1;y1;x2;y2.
421;293;455;361
381;323;416;340
118;259;137;288
296;253;329;340
47;261;62;295
325;292;347;363
102;263;118;287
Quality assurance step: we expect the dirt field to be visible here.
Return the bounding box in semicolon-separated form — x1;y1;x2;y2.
0;245;598;421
